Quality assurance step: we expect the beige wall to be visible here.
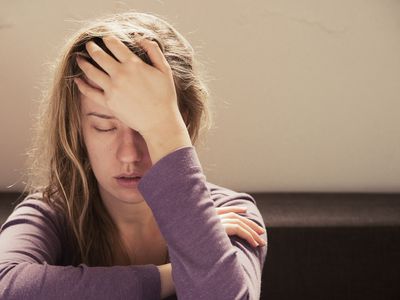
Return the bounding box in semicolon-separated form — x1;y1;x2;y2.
1;0;399;192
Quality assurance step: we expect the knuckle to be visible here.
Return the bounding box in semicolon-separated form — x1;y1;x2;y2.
227;212;237;218
233;224;240;231
105;36;117;44
111;68;126;82
127;57;142;67
251;229;258;236
231;219;240;225
90;49;103;58
149;40;159;47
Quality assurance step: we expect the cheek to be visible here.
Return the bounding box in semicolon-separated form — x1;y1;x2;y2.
82;128;114;170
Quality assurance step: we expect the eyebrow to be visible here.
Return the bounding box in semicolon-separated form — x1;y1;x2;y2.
86;112;116;120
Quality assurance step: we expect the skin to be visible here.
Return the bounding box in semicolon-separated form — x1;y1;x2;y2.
76;35;188;247
80;81;164;253
75;35;266;298
75;36;191;165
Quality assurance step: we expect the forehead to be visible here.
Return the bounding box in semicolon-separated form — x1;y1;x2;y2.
79;77;114;117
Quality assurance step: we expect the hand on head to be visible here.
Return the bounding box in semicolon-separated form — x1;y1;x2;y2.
74;35;183;137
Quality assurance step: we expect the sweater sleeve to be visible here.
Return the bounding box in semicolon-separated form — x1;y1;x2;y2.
138;146;268;300
0;198;161;300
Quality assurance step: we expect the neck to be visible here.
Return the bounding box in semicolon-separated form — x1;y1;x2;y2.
99;186;156;239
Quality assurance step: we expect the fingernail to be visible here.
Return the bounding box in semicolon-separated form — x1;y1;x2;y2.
260;239;266;246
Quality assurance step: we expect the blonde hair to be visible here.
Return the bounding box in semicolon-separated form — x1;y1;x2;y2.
23;11;212;266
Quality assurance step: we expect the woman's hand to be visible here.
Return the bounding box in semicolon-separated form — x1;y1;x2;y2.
216;206;267;247
74;35;192;163
75;35;180;134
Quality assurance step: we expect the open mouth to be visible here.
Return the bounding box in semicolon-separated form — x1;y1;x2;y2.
116;176;141;187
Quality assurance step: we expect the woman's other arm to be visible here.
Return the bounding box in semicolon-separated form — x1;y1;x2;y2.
0;198;162;300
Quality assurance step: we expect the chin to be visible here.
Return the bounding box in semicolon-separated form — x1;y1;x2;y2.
99;181;144;204
116;188;145;203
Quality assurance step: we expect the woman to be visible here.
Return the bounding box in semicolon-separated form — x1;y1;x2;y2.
0;11;267;299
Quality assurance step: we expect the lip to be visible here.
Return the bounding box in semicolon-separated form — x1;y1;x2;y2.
115;177;141;188
114;173;143;189
114;172;143;178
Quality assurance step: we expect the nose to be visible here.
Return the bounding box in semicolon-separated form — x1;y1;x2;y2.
116;129;144;164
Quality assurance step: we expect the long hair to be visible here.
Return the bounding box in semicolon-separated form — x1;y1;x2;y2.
22;11;212;266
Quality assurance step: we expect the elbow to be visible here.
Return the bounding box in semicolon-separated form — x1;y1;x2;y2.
0;262;19;298
240;287;258;300
230;280;259;300
0;261;17;280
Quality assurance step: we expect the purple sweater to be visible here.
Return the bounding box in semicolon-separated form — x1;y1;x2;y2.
0;147;267;299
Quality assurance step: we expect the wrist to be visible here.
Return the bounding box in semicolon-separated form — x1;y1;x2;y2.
157;263;175;298
142;118;192;164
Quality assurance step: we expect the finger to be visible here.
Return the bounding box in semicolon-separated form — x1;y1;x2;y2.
221;218;263;244
219;212;266;234
85;41;120;76
136;38;171;74
73;77;107;109
228;220;265;247
222;222;260;247
215;206;248;214
76;55;111;91
102;35;141;64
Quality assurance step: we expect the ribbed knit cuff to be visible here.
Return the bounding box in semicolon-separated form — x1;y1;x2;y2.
131;264;161;300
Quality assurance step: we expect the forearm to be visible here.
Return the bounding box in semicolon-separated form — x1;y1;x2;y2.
138;148;252;299
157;263;176;299
0;262;160;300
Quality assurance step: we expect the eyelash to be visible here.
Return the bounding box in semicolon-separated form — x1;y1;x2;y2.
94;127;116;133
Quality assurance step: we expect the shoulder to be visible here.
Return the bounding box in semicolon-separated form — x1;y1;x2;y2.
206;181;257;206
206;182;265;228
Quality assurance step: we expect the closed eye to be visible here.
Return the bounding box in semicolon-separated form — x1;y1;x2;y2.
94;127;116;132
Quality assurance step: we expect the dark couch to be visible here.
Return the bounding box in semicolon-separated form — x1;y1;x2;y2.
254;192;400;300
1;192;399;299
